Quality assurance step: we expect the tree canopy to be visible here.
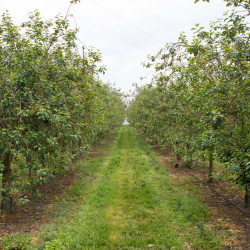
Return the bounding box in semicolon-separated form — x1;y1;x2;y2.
128;0;250;207
0;10;126;214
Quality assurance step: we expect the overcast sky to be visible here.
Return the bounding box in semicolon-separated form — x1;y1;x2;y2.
1;0;235;93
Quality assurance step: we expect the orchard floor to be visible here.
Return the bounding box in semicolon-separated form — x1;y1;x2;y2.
1;126;249;249
0;140;111;243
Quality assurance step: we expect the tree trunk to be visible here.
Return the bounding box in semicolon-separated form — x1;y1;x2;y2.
176;142;181;161
28;155;32;180
1;151;13;215
79;140;82;158
208;150;213;183
169;145;173;154
71;138;77;162
245;189;249;208
186;143;192;169
176;153;181;161
187;158;193;169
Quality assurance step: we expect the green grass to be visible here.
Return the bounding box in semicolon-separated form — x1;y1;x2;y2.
2;126;222;249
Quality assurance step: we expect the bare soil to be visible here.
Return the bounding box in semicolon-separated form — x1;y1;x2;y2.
153;147;250;250
0;139;113;244
1;135;249;249
0;173;77;241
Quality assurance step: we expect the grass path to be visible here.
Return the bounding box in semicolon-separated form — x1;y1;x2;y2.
32;126;221;249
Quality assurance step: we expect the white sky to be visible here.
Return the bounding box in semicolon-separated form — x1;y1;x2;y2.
1;0;235;93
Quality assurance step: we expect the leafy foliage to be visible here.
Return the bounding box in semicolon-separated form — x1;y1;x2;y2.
128;0;250;206
0;10;125;214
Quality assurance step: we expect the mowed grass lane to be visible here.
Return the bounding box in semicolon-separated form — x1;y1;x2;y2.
40;126;221;250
